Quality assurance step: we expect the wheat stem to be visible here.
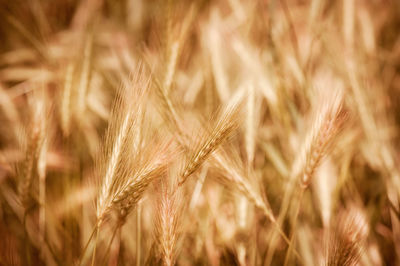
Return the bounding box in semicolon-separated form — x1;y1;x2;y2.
91;226;99;266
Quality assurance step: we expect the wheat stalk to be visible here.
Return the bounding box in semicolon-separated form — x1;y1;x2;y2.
60;63;74;137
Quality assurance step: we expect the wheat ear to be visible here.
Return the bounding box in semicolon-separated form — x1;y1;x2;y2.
326;207;368;266
155;177;182;266
179;93;243;186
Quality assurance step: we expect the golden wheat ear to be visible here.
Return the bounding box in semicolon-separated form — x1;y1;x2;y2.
96;64;177;225
19;89;48;211
296;89;348;188
96;65;149;224
325;207;368;266
154;174;183;266
179;89;244;186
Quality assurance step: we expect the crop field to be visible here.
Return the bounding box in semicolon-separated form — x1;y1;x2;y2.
0;0;399;265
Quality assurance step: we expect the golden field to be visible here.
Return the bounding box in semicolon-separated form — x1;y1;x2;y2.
0;0;399;265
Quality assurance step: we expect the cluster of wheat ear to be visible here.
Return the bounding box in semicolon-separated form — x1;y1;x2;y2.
0;0;400;265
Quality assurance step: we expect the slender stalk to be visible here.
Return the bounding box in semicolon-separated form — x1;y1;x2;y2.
78;224;98;266
91;226;100;266
136;203;141;266
108;225;122;266
101;225;119;266
283;188;305;266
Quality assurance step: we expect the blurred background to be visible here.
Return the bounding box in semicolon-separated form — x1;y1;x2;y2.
0;0;400;265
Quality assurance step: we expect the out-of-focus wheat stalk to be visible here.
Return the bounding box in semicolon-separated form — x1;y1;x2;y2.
300;90;348;188
60;63;74;137
19;89;48;213
266;89;348;265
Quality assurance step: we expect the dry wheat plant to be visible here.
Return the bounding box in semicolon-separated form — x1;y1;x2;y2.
0;0;399;265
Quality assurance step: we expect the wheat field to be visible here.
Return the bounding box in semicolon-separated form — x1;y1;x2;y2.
0;0;399;265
